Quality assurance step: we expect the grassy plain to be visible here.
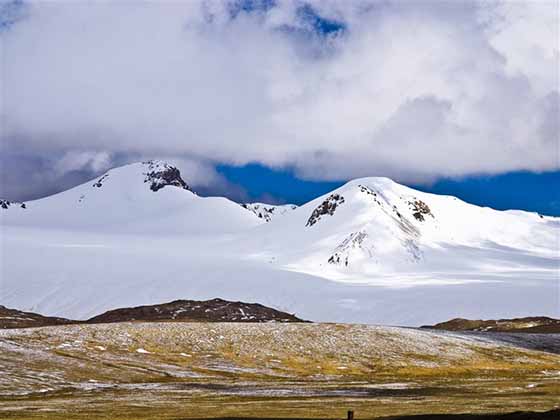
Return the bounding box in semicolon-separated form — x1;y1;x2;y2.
1;322;558;419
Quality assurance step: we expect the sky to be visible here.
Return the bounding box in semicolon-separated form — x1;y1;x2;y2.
0;0;559;214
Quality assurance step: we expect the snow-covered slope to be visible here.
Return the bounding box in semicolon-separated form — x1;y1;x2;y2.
1;162;558;325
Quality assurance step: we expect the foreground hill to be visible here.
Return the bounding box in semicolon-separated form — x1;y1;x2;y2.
87;298;304;324
423;317;560;334
0;299;304;328
1;161;558;325
0;322;558;419
0;305;74;329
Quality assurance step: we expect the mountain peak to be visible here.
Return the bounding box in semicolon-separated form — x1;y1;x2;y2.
140;160;192;193
342;176;405;193
93;160;192;193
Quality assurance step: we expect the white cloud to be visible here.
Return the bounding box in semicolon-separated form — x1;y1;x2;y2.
1;0;558;190
54;151;112;176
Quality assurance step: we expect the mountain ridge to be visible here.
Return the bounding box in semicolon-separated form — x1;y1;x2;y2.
1;160;558;325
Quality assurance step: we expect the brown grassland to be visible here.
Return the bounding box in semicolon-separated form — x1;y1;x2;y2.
1;322;559;419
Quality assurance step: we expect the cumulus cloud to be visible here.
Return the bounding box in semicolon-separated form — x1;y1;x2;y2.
0;0;558;198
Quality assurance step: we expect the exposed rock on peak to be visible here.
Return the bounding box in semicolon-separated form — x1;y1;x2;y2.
87;161;191;193
142;160;191;192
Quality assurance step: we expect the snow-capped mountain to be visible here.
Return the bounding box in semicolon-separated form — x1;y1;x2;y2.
1;161;261;234
241;203;297;222
247;177;557;280
1;161;558;325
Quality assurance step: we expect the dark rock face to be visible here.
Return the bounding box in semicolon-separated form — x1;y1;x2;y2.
0;306;74;329
422;316;560;334
408;199;433;221
143;161;191;192
92;174;109;188
306;194;345;227
328;231;368;267
0;199;27;210
87;298;305;324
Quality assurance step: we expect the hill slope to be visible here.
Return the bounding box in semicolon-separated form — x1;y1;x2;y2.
0;305;74;329
423;317;560;334
87;298;304;324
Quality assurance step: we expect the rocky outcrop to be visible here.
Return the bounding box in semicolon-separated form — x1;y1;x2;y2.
0;199;26;210
328;231;370;266
306;194;345;227
92;174;109;188
142;161;191;192
408;199;433;221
